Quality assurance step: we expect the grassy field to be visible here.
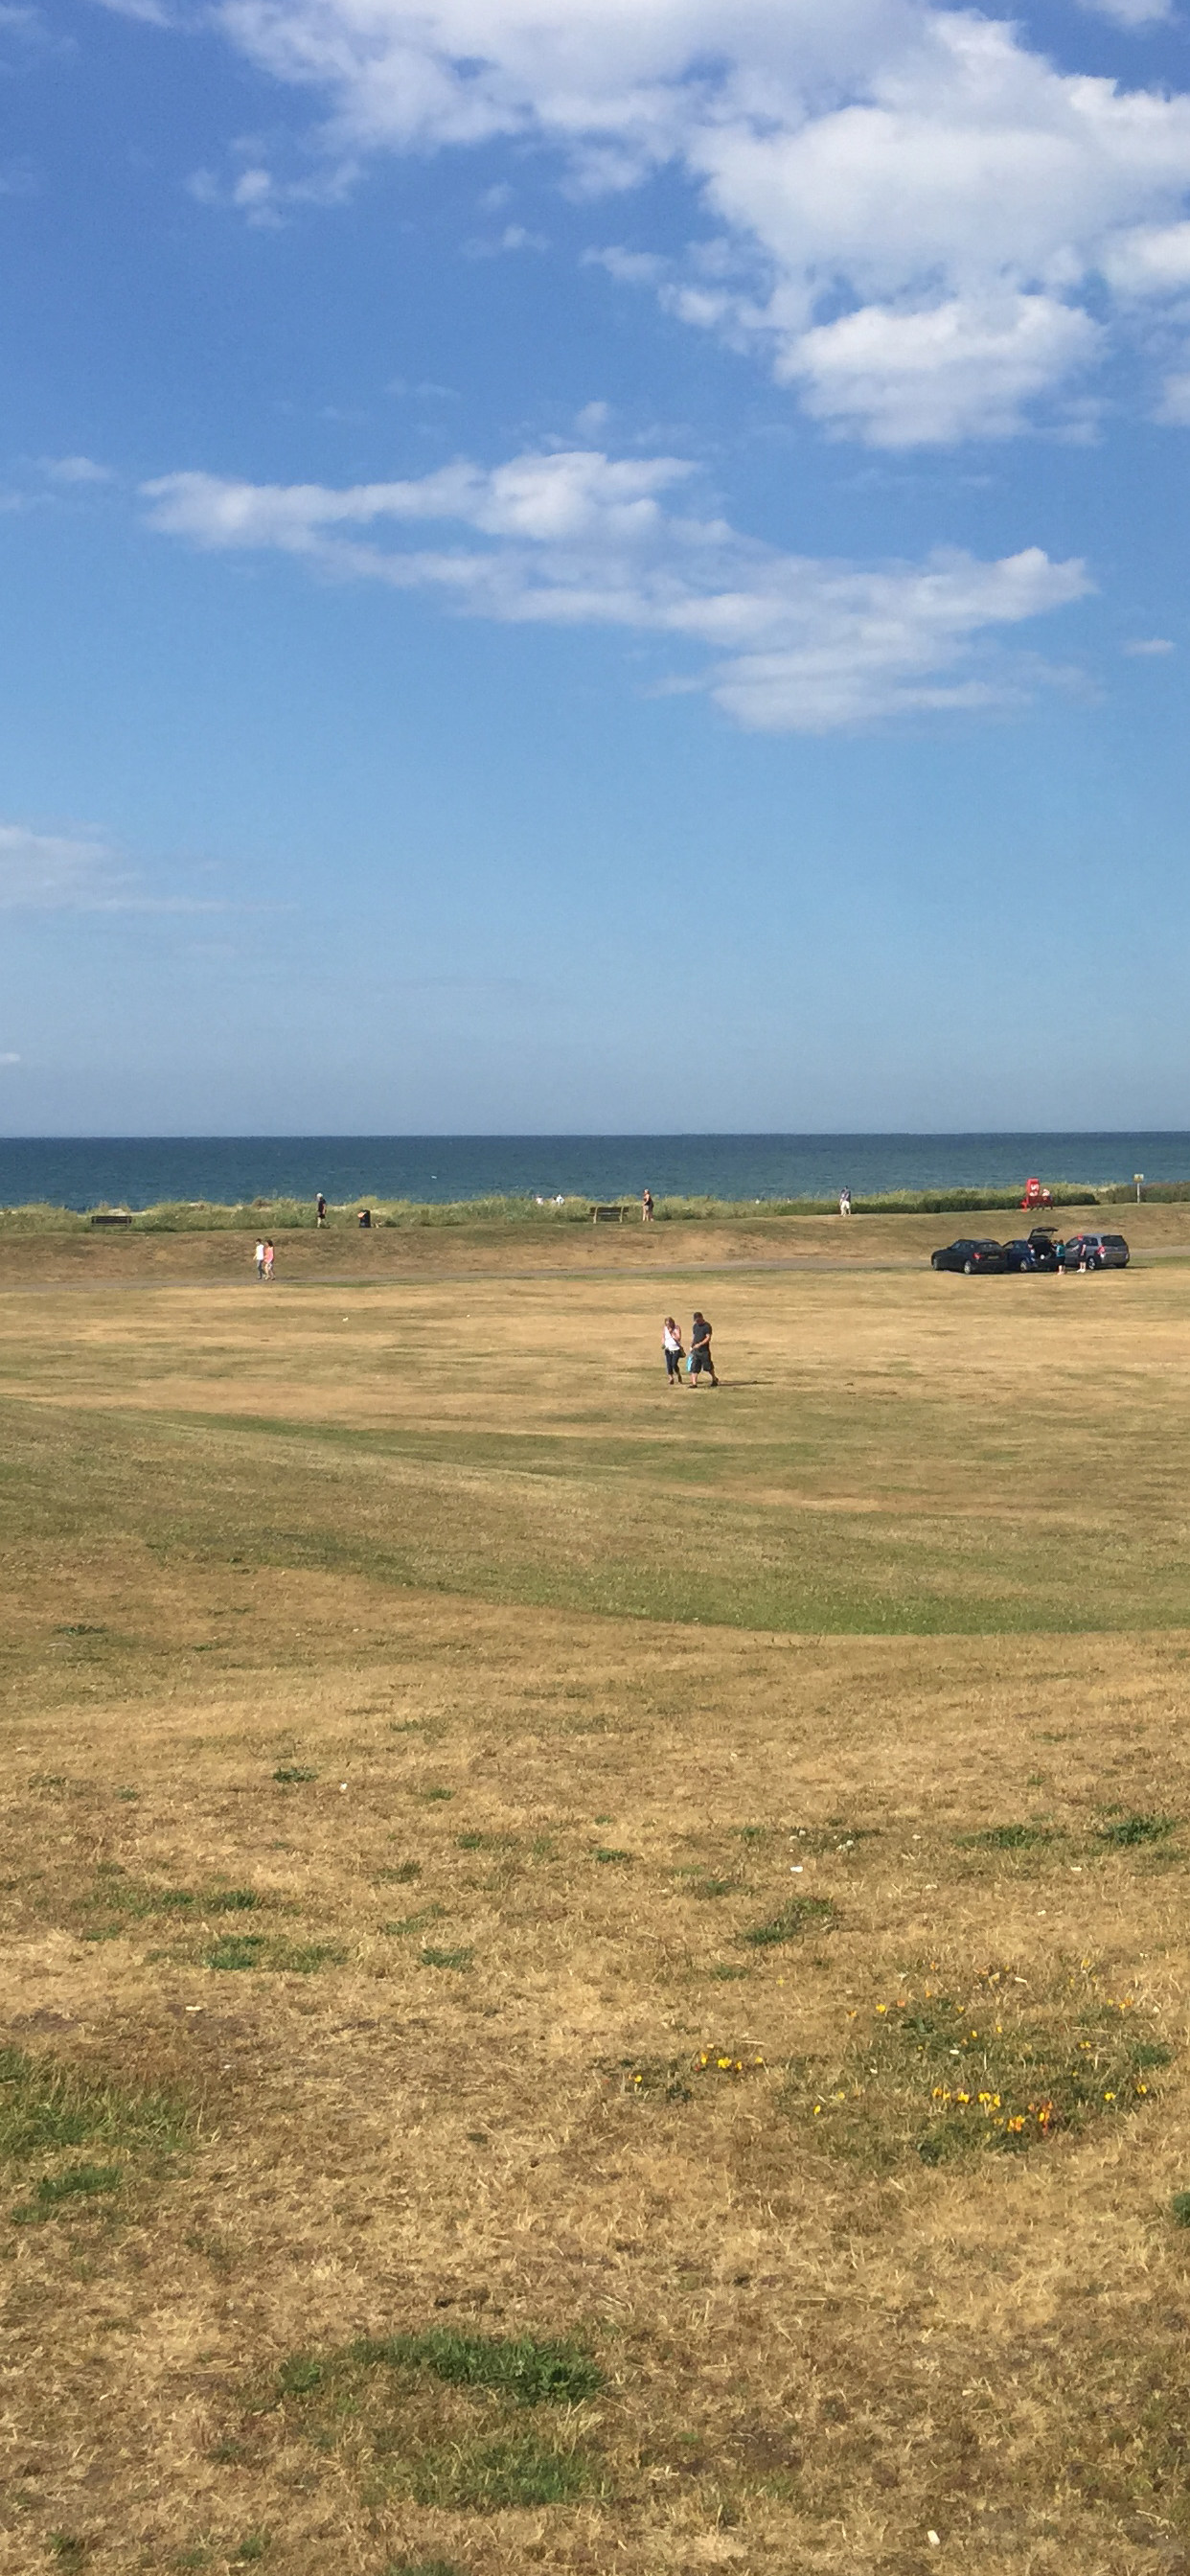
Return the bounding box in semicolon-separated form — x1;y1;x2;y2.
5;1240;1190;2574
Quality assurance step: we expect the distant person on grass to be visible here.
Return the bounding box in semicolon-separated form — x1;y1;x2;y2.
663;1317;685;1386
642;1187;654;1223
263;1240;275;1280
315;1192;327;1226
689;1311;718;1386
255;1239;265;1279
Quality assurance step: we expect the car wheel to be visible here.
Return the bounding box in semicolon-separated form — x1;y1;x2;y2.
931;1254;940;1269
963;1259;974;1275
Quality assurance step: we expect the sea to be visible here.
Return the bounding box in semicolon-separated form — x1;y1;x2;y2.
0;1134;1185;1212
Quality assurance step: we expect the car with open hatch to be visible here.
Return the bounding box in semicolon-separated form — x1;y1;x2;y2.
930;1237;1007;1275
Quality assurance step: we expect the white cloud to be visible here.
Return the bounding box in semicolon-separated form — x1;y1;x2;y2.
0;821;220;909
1156;370;1190;424
192;0;1190;442
1076;0;1172;24
785;295;1103;448
0;1051;19;1066
141;444;1091;731
0;822;131;908
1123;634;1176;654
39;453;114;485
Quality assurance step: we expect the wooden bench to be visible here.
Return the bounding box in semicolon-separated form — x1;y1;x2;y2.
90;1211;132;1228
589;1204;627;1225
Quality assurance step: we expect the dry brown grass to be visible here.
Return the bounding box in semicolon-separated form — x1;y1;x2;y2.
4;1251;1190;2573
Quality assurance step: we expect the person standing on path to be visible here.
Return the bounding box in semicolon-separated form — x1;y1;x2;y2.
663;1317;685;1385
642;1187;654;1223
263;1240;275;1280
838;1187;852;1217
315;1192;327;1226
255;1239;266;1279
689;1311;718;1385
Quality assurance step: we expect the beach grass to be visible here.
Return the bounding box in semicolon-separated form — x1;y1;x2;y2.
0;1178;1172;1231
5;1245;1190;2570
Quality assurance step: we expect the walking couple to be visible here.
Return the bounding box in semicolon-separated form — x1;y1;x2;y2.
662;1312;718;1387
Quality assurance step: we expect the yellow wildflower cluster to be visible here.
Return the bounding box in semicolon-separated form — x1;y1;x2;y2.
696;2048;767;2078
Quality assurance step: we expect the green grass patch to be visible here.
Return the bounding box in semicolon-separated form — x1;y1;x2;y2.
419;1945;473;1971
790;1966;1170;2165
80;1868;264;1940
1097;1812;1178;1847
345;2329;601;2405
410;2431;595;2508
11;2161;123;2223
270;2328;604;2510
202;1935;347;1973
593;1847;632;1865
1172;2192;1190;2227
741;1897;836;1946
376;1860;422;1883
273;1766;316;1784
0;2043;187;2164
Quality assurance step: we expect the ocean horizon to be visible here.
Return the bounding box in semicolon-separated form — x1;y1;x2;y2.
0;1132;1185;1212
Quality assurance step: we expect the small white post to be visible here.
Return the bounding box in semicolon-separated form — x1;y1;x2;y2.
1134;1173;1144;1204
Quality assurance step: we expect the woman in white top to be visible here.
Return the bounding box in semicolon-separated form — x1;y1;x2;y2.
662;1317;685;1386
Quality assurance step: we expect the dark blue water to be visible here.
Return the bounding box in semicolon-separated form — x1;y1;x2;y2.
0;1135;1183;1211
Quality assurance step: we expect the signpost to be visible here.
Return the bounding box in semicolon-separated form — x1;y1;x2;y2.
1134;1174;1144;1203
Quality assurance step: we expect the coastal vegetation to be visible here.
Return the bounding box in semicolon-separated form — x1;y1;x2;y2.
4;1246;1190;2568
0;1176;1180;1230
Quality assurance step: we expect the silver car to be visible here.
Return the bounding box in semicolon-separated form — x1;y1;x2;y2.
1061;1230;1130;1270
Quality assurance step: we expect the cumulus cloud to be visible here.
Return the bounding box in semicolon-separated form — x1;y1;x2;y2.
141;444;1090;730
785;296;1104;448
1123;634;1176;654
179;0;1190;443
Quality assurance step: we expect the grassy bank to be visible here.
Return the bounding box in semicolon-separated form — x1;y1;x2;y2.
0;1178;1176;1231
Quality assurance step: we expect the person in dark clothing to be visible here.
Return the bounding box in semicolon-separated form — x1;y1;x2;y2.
357;1207;372;1229
316;1192;327;1226
689;1311;718;1385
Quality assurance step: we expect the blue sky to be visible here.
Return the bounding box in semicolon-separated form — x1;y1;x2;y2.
2;0;1190;1134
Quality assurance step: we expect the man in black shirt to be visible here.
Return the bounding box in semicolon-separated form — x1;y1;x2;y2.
689;1312;718;1385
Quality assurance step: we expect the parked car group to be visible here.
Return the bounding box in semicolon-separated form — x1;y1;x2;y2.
930;1225;1130;1275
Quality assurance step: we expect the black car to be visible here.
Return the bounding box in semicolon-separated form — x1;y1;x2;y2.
1025;1226;1062;1270
1002;1238;1041;1272
930;1237;1007;1275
